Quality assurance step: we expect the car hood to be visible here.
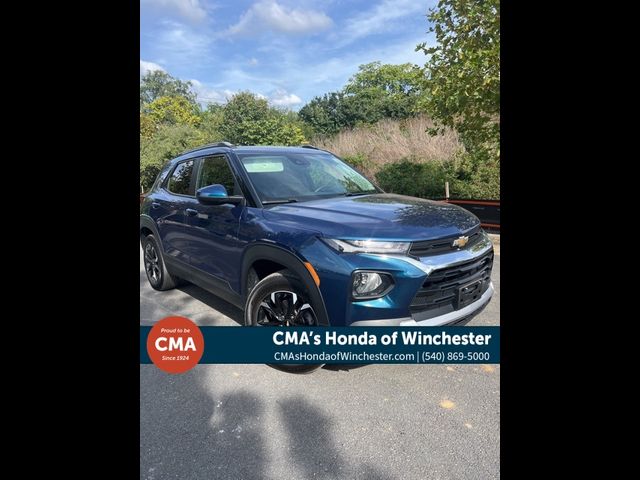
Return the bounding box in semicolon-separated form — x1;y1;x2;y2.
262;193;480;241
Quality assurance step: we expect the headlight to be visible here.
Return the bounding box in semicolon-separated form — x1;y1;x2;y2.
323;238;411;255
352;271;394;299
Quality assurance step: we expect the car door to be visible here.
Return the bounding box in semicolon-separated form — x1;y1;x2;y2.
155;159;196;264
182;154;245;290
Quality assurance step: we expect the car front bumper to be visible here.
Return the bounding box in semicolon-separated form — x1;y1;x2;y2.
349;282;494;327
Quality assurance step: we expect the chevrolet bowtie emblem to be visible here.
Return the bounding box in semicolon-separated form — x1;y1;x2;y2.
452;236;469;248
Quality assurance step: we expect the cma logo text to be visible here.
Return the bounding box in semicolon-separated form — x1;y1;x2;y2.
273;331;321;345
154;337;196;351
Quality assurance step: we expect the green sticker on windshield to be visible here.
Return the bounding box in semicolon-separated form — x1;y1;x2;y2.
242;157;284;173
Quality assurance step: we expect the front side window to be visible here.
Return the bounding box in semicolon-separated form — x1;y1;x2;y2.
166;160;194;195
197;155;237;195
238;153;378;203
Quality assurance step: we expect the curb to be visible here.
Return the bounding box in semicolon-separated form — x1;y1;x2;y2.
487;233;500;255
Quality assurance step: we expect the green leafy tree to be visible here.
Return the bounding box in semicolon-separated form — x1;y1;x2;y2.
344;62;424;121
299;92;347;136
199;103;225;140
140;124;206;191
220;92;306;145
140;113;157;139
140;71;197;108
221;92;270;126
416;0;500;162
226;117;305;145
147;96;201;127
299;62;425;135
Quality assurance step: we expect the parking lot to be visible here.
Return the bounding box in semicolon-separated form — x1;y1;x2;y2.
140;247;500;479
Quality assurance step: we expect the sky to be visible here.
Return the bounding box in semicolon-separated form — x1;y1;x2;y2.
140;0;436;109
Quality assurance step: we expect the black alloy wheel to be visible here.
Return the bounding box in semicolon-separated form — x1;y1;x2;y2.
144;241;161;287
142;234;180;291
245;270;323;374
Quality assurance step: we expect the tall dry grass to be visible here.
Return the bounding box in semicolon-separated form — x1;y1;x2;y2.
314;115;462;176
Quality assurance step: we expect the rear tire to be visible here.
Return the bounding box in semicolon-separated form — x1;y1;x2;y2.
245;270;323;374
142;234;180;291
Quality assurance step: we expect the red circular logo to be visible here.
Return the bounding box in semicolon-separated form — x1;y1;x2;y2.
146;317;204;374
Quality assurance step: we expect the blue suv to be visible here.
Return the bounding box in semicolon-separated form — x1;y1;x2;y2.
140;143;494;368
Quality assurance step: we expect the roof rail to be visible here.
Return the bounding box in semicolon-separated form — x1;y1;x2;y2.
300;144;319;150
179;141;236;156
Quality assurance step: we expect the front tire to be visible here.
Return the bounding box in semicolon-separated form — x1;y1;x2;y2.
245;270;323;374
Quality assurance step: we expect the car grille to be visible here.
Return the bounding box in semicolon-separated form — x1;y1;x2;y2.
409;226;482;257
409;250;493;316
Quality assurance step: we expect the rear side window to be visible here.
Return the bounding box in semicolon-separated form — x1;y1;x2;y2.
167;160;194;195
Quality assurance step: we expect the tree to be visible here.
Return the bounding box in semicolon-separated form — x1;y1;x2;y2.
140;124;206;191
223;117;305;146
344;62;424;120
140;113;157;139
199;104;225;140
298;92;347;136
147;96;201;127
220;92;306;145
299;62;426;135
416;0;500;162
221;91;270;126
140;71;197;108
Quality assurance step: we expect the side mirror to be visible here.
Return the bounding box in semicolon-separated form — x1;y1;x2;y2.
196;184;245;206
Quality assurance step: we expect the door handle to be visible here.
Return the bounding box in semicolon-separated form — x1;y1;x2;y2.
151;202;161;209
186;208;198;217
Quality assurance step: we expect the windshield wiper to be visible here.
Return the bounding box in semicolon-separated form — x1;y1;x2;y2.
343;191;376;197
262;199;298;205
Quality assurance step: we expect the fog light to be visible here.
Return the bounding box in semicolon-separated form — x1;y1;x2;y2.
352;271;394;299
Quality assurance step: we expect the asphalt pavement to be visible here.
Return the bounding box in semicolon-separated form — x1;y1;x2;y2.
140;246;500;480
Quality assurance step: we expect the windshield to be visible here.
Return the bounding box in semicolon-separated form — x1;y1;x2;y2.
237;152;379;204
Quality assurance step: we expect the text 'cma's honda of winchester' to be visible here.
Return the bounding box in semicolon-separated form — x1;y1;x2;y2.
141;143;494;370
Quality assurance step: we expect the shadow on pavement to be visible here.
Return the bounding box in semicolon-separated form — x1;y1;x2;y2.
140;367;269;480
177;282;244;325
141;368;393;479
278;396;394;480
321;364;371;372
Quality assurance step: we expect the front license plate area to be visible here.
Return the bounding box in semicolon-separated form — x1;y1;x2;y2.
456;279;483;309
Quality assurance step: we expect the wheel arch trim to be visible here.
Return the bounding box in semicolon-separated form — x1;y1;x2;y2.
242;243;330;326
140;215;163;249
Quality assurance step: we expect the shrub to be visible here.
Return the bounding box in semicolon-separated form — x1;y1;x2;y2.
376;159;449;199
446;152;500;199
341;153;370;172
375;154;500;200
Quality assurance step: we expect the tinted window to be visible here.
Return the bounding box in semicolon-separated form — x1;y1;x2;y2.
197;156;237;194
167;160;194;195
